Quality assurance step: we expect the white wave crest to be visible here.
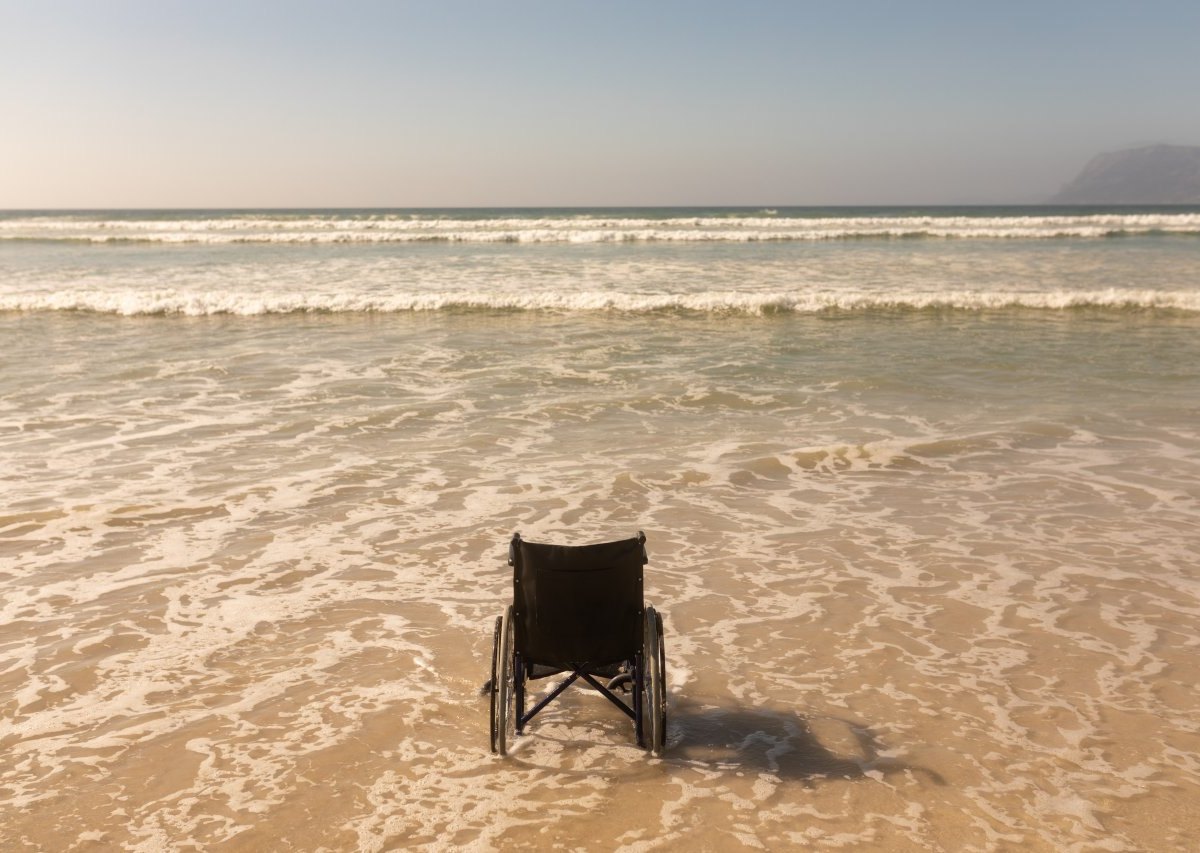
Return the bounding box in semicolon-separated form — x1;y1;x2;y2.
4;288;1197;316
3;212;1200;244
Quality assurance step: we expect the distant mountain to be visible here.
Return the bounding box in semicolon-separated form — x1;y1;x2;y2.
1049;144;1200;204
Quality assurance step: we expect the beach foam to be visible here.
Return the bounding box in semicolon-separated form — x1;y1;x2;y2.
3;211;1200;244
3;288;1198;316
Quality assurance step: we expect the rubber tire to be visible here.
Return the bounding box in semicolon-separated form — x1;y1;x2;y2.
656;608;668;749
489;615;502;753
496;605;515;756
645;607;664;757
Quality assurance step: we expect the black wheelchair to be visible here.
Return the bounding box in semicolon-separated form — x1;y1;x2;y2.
488;531;668;756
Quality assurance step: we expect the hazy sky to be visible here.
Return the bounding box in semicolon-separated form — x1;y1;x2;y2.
3;0;1198;207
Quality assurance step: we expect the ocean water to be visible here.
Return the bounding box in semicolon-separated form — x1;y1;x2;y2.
2;208;1199;851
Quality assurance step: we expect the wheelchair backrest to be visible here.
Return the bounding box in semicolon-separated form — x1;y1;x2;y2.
509;532;648;666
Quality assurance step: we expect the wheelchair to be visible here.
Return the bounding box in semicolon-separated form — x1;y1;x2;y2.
488;531;668;756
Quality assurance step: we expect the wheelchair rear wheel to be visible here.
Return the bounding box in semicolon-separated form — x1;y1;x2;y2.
644;606;666;756
656;608;668;748
494;606;516;756
489;615;502;753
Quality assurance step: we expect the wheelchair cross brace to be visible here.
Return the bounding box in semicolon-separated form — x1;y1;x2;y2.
514;653;645;747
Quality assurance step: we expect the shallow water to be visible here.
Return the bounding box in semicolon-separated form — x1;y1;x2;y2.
3;210;1200;850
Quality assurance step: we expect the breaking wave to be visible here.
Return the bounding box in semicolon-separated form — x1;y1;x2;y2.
4;288;1198;316
4;211;1200;244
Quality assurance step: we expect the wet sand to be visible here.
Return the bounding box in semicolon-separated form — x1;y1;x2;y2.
3;310;1199;850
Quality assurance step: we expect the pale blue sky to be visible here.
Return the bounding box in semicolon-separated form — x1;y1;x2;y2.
2;0;1198;207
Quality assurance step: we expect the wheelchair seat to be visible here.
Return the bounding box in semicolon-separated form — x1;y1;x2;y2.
488;531;668;756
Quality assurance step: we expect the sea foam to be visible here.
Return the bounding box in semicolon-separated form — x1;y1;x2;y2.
3;288;1197;315
3;212;1200;243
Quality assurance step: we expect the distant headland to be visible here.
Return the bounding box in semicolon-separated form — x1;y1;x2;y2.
1050;144;1200;204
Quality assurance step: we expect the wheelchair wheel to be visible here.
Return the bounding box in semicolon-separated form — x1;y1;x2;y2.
644;606;666;757
495;605;515;756
488;615;502;753
656;608;668;748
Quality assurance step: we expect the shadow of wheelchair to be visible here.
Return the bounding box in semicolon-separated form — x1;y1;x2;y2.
666;696;946;786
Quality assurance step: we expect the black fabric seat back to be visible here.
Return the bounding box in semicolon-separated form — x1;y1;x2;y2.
512;534;647;666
